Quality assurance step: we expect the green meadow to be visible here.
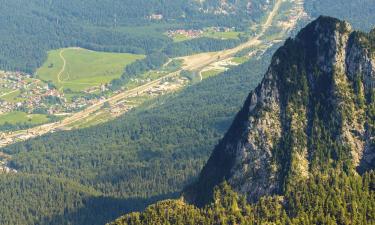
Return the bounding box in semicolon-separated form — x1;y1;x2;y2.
36;48;144;92
0;111;50;126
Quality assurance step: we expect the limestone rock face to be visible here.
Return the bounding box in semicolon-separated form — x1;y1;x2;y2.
185;16;375;206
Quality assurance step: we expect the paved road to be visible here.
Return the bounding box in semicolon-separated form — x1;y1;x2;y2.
179;0;282;71
0;70;181;147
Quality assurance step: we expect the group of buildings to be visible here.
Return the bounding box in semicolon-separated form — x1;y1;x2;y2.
167;29;204;39
0;71;105;116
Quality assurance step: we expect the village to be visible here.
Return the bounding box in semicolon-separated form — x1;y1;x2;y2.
166;26;237;40
0;69;190;149
0;71;106;117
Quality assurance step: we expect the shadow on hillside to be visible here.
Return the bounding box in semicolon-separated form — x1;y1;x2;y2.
39;192;179;225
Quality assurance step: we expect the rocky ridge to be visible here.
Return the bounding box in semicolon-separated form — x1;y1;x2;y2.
185;16;375;206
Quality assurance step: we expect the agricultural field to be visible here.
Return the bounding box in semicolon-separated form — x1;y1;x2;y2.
0;111;50;126
36;48;145;92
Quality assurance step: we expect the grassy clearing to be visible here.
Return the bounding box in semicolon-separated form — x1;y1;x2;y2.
172;34;193;42
203;30;243;40
201;70;224;79
231;57;248;64
36;48;145;92
0;111;50;125
73;111;113;129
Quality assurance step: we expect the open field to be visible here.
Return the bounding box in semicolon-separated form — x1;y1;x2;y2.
203;29;243;40
0;111;50;126
36;48;144;92
0;90;24;103
201;70;224;79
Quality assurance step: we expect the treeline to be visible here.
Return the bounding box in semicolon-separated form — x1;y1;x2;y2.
111;53;169;90
111;170;375;225
163;37;243;57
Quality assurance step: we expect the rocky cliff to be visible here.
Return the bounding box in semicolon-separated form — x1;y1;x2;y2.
185;16;375;206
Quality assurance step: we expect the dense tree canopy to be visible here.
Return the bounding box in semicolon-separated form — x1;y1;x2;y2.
0;44;277;225
0;0;271;73
111;170;375;225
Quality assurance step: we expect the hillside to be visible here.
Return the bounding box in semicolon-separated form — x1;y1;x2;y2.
0;43;277;224
111;16;375;224
305;0;375;31
0;1;375;224
0;0;272;73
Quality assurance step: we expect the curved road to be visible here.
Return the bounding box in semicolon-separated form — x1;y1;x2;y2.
179;0;282;71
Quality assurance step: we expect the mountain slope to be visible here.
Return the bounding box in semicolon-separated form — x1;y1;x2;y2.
0;0;271;72
185;16;375;206
1;41;276;224
110;16;375;225
305;0;375;31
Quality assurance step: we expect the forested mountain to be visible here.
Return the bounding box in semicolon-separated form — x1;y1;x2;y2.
0;41;276;225
1;1;375;224
0;0;272;73
111;17;375;224
305;0;375;31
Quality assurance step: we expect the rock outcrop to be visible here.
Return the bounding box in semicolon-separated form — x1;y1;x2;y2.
185;16;375;206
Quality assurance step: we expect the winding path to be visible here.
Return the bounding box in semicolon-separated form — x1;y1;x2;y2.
57;49;67;84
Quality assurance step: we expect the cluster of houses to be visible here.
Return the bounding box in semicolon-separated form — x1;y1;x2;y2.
167;29;204;39
0;71;30;91
0;71;108;116
166;26;235;40
0;76;65;115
